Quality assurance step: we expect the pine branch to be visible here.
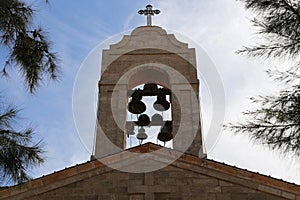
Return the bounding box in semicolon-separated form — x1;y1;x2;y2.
281;0;300;20
238;0;300;60
0;99;44;185
0;0;60;93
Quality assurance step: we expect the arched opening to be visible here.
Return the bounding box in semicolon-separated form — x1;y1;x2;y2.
125;68;173;149
127;68;171;89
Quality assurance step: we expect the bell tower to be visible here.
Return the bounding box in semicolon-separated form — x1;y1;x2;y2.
94;5;205;159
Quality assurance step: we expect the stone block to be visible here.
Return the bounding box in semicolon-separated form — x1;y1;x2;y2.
155;193;169;200
230;193;248;200
192;178;219;186
221;186;244;193
281;191;296;199
128;173;144;180
205;186;222;193
248;193;267;200
63;196;84;200
265;195;286;200
216;193;231;200
84;195;98;200
119;179;143;187
166;178;187;186
219;181;234;186
130;194;144;200
258;185;281;196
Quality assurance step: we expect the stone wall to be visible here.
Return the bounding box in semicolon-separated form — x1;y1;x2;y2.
22;165;286;200
2;144;297;200
95;26;204;158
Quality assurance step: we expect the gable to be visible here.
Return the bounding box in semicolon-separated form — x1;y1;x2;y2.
1;144;299;200
1;165;290;200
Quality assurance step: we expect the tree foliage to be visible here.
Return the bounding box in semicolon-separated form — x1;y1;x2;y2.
0;0;59;93
0;0;59;185
228;0;300;156
0;102;44;184
237;0;300;60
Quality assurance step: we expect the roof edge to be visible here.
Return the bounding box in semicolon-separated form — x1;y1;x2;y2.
1;143;299;199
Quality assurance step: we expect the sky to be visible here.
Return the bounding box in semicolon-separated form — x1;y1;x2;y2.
1;0;300;185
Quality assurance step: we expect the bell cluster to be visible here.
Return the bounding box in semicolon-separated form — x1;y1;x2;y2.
127;83;173;145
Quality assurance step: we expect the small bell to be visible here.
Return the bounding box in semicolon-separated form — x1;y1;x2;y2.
151;113;164;126
136;127;148;144
137;114;150;126
153;93;170;111
126;124;135;137
157;125;173;146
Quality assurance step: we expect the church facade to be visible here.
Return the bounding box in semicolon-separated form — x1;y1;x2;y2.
1;143;300;199
1;6;300;200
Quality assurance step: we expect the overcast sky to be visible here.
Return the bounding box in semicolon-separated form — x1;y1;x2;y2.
1;0;300;185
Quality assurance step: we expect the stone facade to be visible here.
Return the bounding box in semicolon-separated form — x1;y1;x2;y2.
1;143;300;200
2;26;299;200
21;167;288;200
95;26;204;158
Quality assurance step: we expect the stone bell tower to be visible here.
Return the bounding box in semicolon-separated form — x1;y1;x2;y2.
94;5;205;159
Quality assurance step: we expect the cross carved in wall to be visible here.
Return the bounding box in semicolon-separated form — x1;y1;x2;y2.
127;173;170;200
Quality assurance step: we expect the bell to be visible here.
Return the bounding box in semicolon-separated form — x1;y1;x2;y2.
128;90;146;114
128;101;146;114
153;93;170;111
151;113;163;125
143;83;158;91
131;90;142;101
157;125;173;144
126;124;135;136
136;127;148;144
137;114;150;126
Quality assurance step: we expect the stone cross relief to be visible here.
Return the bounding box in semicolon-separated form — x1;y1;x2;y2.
127;173;170;200
138;5;160;26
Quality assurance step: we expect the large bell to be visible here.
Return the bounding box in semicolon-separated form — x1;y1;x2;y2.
128;90;146;114
137;114;150;126
136;127;148;144
128;101;146;114
143;83;158;91
153;93;170;111
157;125;173;144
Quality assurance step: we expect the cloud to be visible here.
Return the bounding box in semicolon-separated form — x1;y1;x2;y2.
5;0;297;184
153;0;300;184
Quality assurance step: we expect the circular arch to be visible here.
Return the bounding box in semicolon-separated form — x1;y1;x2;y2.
128;67;171;89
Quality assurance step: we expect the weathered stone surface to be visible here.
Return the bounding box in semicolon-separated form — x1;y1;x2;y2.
1;141;299;200
95;26;204;158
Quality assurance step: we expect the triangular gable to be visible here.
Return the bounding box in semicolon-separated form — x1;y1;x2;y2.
1;143;300;199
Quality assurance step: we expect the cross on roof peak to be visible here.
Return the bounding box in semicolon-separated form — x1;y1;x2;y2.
138;4;160;26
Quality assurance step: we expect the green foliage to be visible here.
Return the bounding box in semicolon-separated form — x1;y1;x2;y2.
0;102;44;185
0;0;57;185
228;83;300;155
0;0;60;93
237;0;300;60
228;0;300;156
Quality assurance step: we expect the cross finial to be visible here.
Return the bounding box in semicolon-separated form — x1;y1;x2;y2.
138;5;160;26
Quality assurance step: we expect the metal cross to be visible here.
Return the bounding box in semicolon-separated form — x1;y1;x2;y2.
138;5;160;26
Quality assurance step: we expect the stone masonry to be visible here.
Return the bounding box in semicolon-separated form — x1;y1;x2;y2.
1;143;300;200
95;26;204;158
